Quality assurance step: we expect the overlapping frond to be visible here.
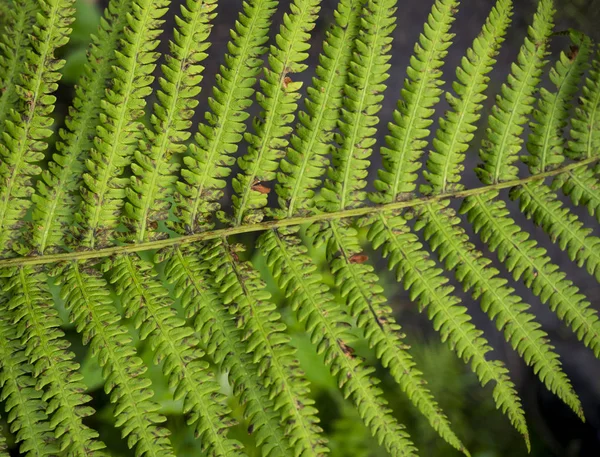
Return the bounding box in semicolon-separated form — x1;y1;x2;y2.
75;0;170;248
309;221;466;454
3;267;105;456
553;44;600;221
259;227;417;457
108;254;243;456
0;0;38;128
461;192;600;357
367;213;530;449
0;0;75;255
232;0;321;225
511;33;600;282
58;263;174;457
161;245;293;457
0;314;57;457
30;0;134;254
212;239;328;456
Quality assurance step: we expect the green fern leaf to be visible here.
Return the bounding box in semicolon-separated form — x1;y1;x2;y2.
422;0;512;195
320;0;397;212
58;262;174;457
213;239;328;456
475;0;555;185
30;0;134;254
161;246;293;457
0;315;58;457
307;221;467;454
461;192;600;357
107;254;243;456
4;267;105;456
276;0;363;217
259;227;418;457
233;0;321;225
372;0;458;203
0;0;38;128
368;213;530;449
124;0;216;243
0;0;75;255
75;0;170;248
175;0;278;233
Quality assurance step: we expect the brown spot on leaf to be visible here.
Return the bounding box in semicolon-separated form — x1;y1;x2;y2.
252;182;271;194
348;254;368;264
568;45;579;61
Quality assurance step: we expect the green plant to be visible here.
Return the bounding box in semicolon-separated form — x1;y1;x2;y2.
0;0;598;455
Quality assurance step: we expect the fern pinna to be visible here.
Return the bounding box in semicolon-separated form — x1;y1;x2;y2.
0;0;598;455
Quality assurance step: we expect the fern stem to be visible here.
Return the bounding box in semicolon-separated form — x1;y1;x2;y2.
0;158;595;268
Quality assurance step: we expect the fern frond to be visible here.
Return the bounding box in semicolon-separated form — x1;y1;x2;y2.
552;166;600;222
76;0;170;249
0;315;58;457
232;0;321;225
0;0;38;128
417;201;582;418
306;221;466;453
523;32;590;174
461;192;600;357
320;0;397;212
511;183;600;282
422;0;512;195
4;267;106;456
107;254;243;456
552;46;600;220
367;213;530;449
213;239;328;456
58;262;174;457
276;0;363;217
372;0;458;203
567;44;600;161
512;34;600;282
124;0;216;243
161;246;293;457
175;0;278;232
0;0;75;255
259;227;418;457
415;0;581;419
475;0;555;185
31;0;134;254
